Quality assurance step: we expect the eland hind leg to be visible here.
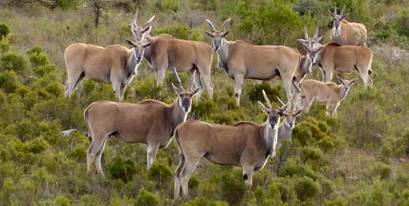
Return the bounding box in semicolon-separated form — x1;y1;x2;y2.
87;132;108;175
180;156;202;198
65;71;85;97
94;136;109;176
174;153;185;199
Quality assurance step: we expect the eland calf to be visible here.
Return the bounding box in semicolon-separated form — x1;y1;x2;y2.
84;69;199;176
173;90;287;198
294;77;355;116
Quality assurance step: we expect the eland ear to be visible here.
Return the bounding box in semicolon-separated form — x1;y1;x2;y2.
295;109;303;117
204;31;215;38
298;39;308;44
221;30;230;37
143;42;152;48
191;87;201;97
142;26;152;34
336;76;344;84
350;79;357;85
127;39;135;46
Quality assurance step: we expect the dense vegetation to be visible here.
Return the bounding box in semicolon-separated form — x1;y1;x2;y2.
1;0;409;205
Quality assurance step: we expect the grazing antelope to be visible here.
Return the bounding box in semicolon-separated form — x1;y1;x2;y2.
84;69;199;175
293;77;356;116
329;6;367;46
173;90;287;198
129;12;214;98
300;36;373;87
64;23;150;100
205;18;301;106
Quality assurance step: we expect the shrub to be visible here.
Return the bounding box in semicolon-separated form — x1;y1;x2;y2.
219;169;246;205
370;163;392;180
26;47;49;67
0;52;30;77
135;188;160;206
246;82;283;104
0;23;10;40
181;196;229;206
294;176;321;201
0;71;19;93
395;9;409;37
108;157;137;182
148;161;173;187
25;137;49;154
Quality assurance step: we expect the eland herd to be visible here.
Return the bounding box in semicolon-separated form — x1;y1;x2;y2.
63;6;373;199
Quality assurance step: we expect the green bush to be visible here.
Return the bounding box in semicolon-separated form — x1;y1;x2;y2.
0;52;30;77
0;23;10;40
135;188;160;206
108;157;137;182
27;47;49;67
219;169;246;205
0;71;19;93
181;196;229;206
294;176;321;201
148;161;173;187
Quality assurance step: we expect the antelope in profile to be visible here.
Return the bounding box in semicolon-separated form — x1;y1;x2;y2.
329;6;367;46
174;90;287;198
293;77;356;116
205;18;302;106
129;12;214;98
84;69;199;176
64;22;151;100
300;36;373;87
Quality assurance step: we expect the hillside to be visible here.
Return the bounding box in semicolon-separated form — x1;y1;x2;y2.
1;0;409;205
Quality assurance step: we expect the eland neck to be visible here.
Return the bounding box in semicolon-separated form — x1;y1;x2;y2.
278;119;293;141
170;99;188;129
127;49;140;74
217;39;230;70
262;119;280;156
339;86;351;101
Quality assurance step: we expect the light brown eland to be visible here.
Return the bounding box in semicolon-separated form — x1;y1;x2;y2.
173;90;287;199
329;6;367;46
129;13;214;98
205;18;302;106
63;23;151;100
293;77;356;116
301;37;373;87
84;69;199;176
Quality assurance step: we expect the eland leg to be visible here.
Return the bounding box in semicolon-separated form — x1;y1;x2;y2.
180;156;201;198
65;71;84;97
233;74;244;106
147;143;159;170
95;136;109;177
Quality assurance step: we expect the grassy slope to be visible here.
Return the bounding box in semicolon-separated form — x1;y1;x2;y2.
1;1;409;205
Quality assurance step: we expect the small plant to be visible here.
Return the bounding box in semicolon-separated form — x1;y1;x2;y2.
0;23;10;40
108;157;137;182
135;188;160;206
